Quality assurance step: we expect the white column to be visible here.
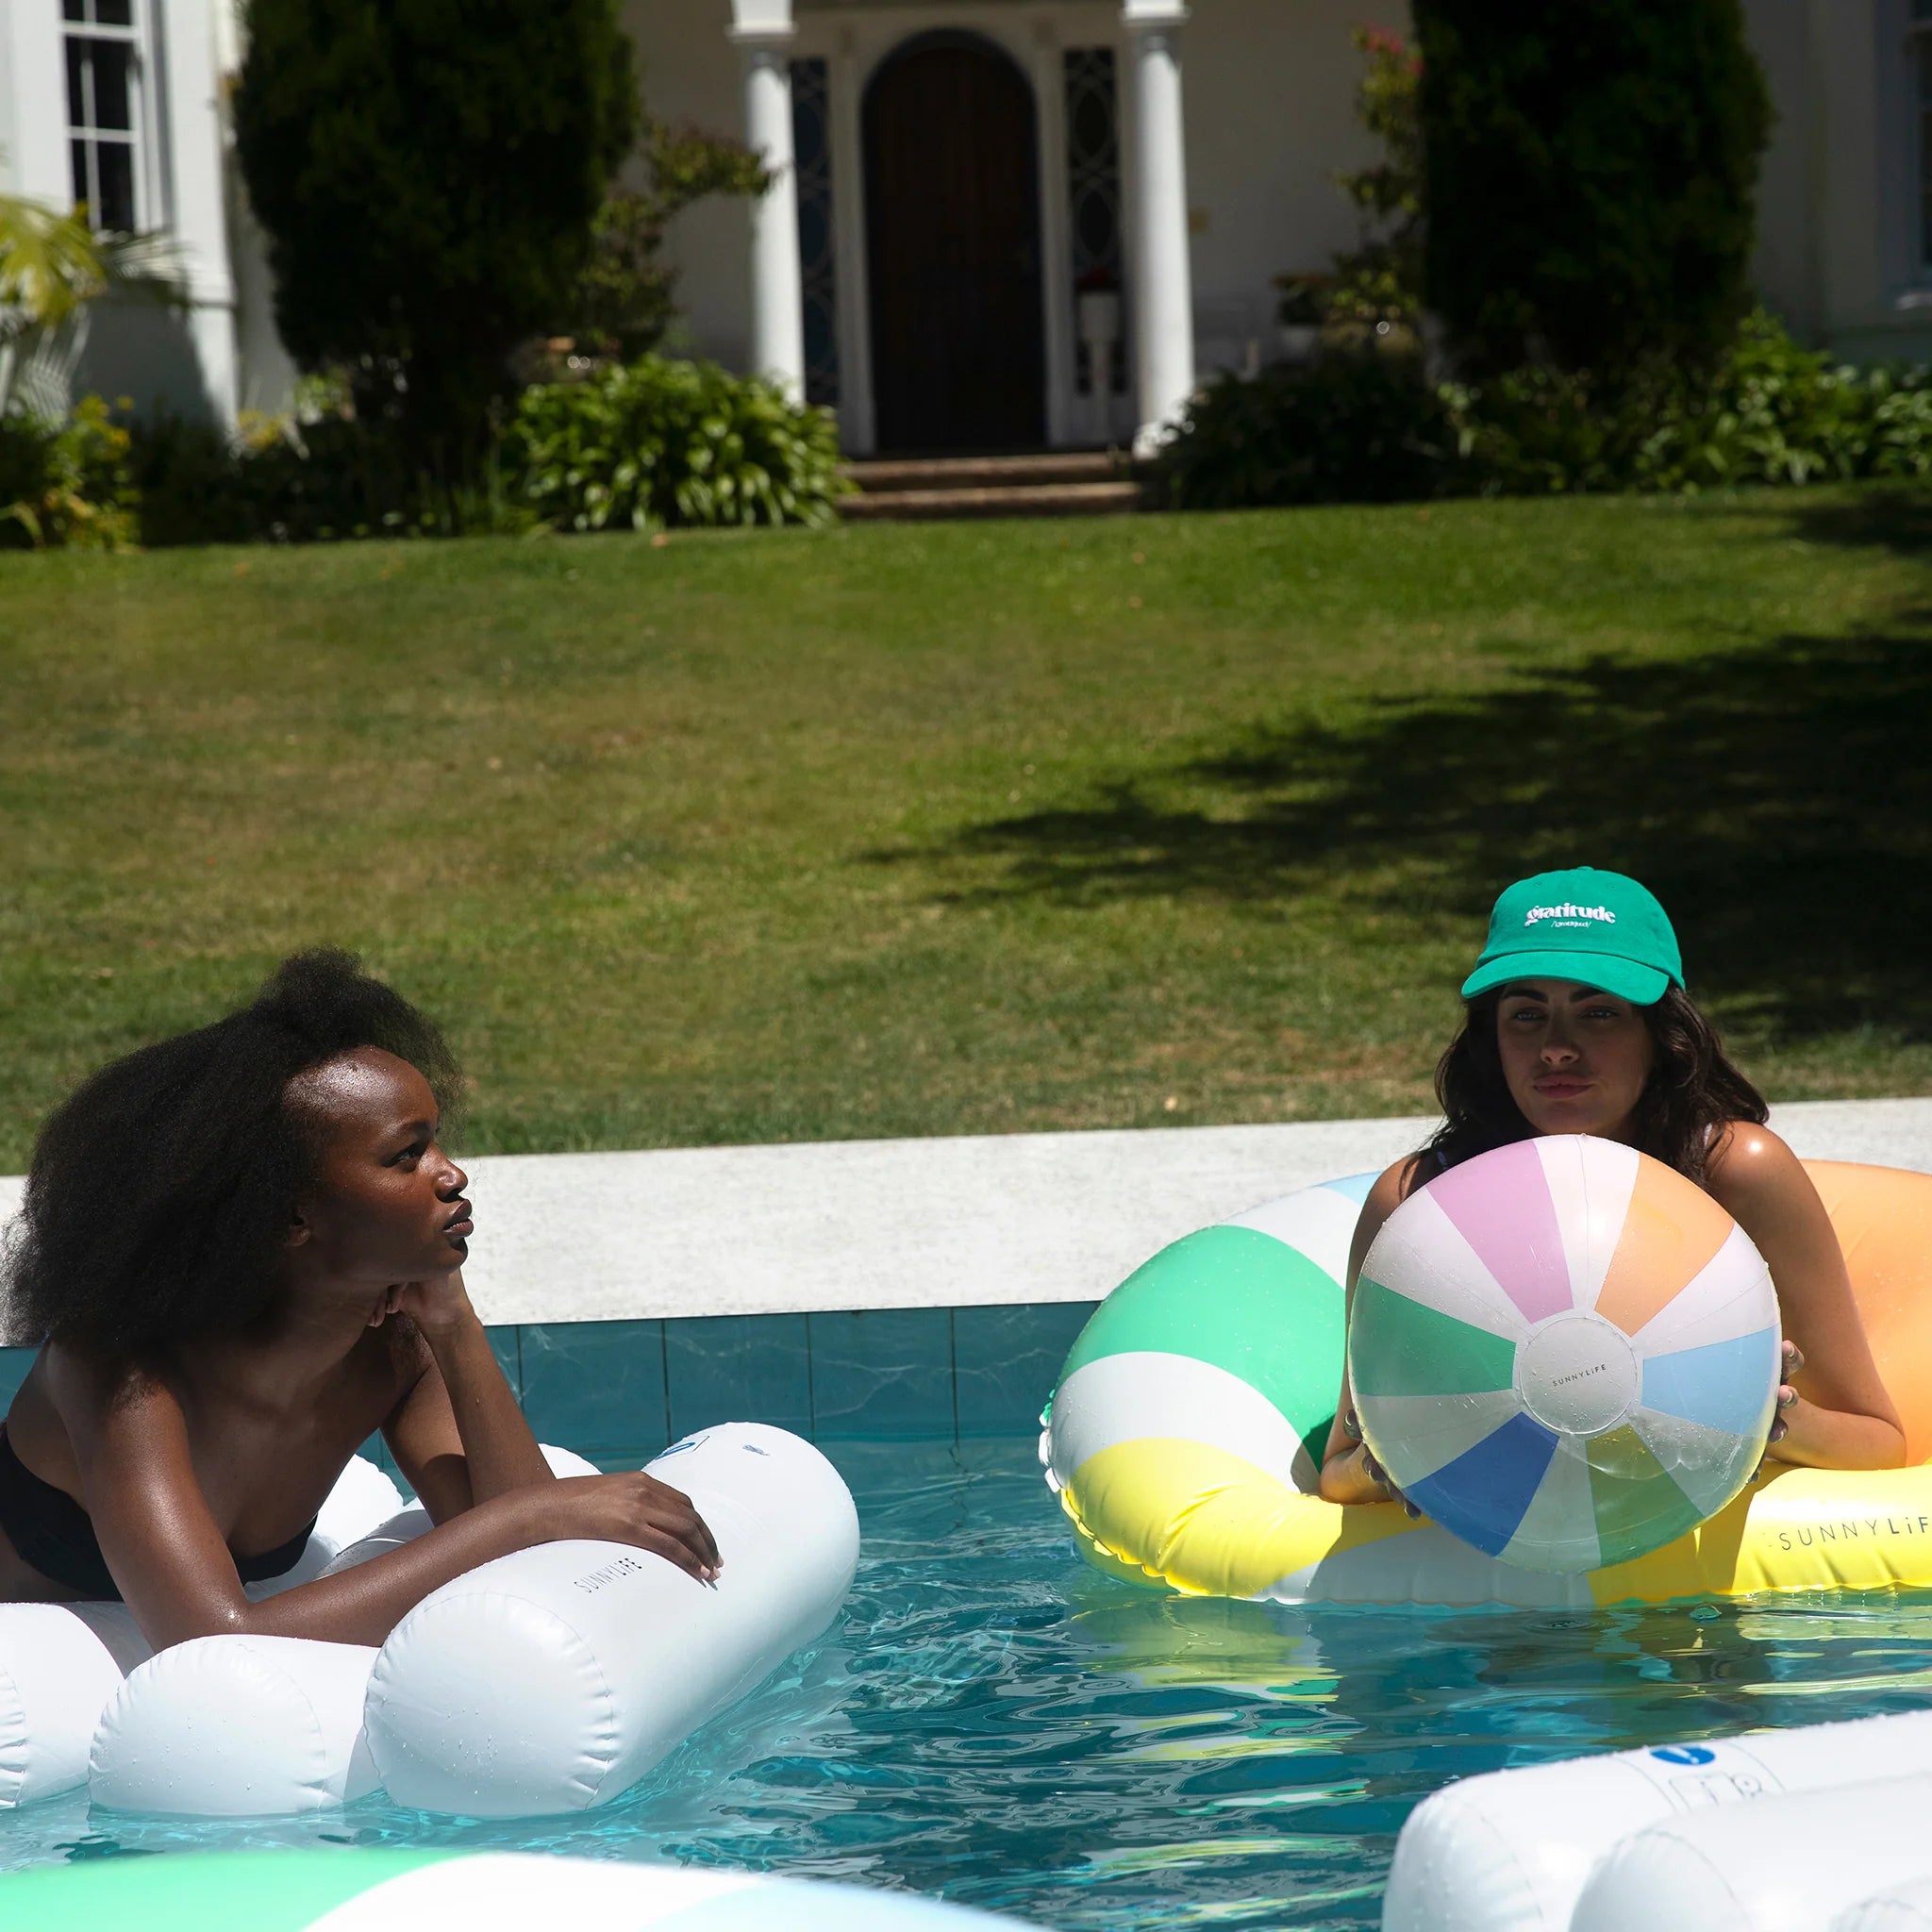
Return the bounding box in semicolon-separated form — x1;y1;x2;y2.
158;0;241;426
1123;1;1196;457
732;24;807;403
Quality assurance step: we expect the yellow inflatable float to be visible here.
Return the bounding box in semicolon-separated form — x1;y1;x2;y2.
1041;1158;1932;1607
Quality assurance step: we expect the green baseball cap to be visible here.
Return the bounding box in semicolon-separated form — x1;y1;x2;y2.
1461;867;1684;1005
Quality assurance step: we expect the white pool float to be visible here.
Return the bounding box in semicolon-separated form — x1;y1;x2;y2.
84;1449;566;1818
89;1424;858;1819
367;1421;859;1815
1570;1774;1932;1932
90;1633;383;1814
88;1450;605;1816
0;1846;1023;1930
1837;1878;1932;1931
1384;1707;1932;1932
0;1452;403;1809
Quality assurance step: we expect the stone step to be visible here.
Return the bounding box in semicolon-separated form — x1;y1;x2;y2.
840;479;1146;522
843;452;1130;494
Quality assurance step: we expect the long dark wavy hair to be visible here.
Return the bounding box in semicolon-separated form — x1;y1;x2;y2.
2;951;462;1357
1425;986;1768;1186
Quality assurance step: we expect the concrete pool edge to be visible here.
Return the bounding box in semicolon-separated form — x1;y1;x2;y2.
2;1101;1927;1445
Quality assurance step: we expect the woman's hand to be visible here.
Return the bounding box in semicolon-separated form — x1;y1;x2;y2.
381;1272;474;1336
1342;1409;1422;1519
546;1473;723;1583
1768;1339;1804;1448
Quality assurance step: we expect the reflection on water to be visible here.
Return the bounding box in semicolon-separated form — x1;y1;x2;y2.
7;1440;1932;1929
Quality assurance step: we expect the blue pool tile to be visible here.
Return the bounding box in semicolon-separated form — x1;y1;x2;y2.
0;1346;36;1412
955;1302;1098;1437
808;1307;955;1441
666;1314;811;1441
521;1319;668;1460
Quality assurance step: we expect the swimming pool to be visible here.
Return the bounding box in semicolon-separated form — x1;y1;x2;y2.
7;1438;1932;1930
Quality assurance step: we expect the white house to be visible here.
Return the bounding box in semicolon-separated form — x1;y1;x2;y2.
2;1;1928;453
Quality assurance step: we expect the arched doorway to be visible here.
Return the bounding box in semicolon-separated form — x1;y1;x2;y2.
863;32;1046;453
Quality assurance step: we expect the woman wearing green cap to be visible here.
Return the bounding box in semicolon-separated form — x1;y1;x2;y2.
1319;868;1904;1507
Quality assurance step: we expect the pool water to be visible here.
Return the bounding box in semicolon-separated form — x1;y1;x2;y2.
8;1439;1932;1929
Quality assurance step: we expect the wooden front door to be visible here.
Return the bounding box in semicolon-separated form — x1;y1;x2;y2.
864;35;1046;453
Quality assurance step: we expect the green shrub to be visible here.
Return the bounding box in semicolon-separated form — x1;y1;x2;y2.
1156;351;1454;510
502;356;846;532
1159;312;1932;510
130;407;520;546
1413;0;1771;378
0;395;138;548
1443;312;1932;495
122;356;843;543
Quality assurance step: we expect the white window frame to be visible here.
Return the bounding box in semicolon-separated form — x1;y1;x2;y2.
62;0;151;234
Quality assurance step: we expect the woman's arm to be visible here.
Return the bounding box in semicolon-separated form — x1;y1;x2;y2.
49;1350;719;1651
1707;1125;1905;1472
382;1273;553;1522
1319;1158;1418;1506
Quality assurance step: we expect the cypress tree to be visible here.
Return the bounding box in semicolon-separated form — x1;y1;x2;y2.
1412;0;1773;377
235;0;637;465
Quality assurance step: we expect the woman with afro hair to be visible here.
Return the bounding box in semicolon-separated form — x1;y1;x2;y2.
0;951;719;1649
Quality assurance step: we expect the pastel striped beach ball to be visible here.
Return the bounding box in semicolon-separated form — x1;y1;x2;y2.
1351;1136;1780;1574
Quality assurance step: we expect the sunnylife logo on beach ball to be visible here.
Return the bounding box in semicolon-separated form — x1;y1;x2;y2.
1351;1136;1780;1574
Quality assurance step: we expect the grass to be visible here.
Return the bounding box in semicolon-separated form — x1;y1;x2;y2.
1;486;1928;1171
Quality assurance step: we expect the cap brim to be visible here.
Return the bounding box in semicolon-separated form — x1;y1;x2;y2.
1460;951;1672;1005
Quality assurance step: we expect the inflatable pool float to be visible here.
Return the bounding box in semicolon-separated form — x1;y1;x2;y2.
6;1423;858;1818
0;1449;410;1809
0;1846;1023;1931
1041;1158;1932;1607
1384;1707;1932;1932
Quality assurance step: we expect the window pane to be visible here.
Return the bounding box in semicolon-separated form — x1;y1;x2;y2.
90;42;134;132
70;138;91;213
95;0;134;23
66;37;88;126
63;0;89;21
95;141;134;231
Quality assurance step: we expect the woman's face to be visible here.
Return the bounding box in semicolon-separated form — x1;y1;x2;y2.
1494;979;1656;1141
287;1048;470;1311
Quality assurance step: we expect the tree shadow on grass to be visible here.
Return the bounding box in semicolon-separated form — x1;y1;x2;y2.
1774;487;1932;558
892;617;1932;1043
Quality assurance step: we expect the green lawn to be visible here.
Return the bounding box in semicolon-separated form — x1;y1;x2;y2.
2;487;1928;1171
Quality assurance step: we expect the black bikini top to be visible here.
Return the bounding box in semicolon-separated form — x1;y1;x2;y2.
0;1423;316;1602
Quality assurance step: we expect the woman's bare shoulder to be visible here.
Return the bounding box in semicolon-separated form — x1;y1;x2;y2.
1351;1153;1434;1253
1373;1151;1437;1208
1705;1121;1807;1205
38;1340;174;1418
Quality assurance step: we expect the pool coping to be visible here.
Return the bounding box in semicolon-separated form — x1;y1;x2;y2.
4;1102;1927;1445
9;1099;1921;1330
